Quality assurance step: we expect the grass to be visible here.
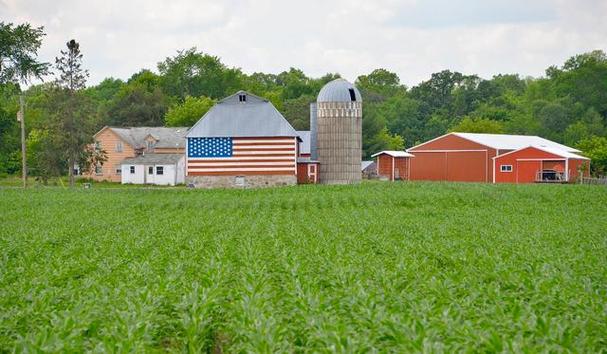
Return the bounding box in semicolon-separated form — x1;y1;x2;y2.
0;181;606;352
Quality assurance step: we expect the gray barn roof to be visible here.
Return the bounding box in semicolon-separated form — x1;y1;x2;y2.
121;153;184;165
187;91;299;139
101;127;189;149
297;130;311;154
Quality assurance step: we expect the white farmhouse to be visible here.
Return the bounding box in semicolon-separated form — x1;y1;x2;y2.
121;154;185;186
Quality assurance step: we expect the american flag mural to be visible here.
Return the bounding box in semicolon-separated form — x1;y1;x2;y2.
187;137;297;175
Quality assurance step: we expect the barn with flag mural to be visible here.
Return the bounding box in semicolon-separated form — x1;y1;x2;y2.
185;91;303;188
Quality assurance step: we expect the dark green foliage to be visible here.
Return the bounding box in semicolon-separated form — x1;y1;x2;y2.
0;22;50;84
0;183;606;351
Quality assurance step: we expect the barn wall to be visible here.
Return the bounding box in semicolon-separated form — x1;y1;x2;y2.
89;128;135;182
409;134;495;182
376;155;410;180
187;175;296;188
494;147;569;183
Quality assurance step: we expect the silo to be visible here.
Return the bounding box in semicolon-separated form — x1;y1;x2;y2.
315;78;362;184
309;102;318;160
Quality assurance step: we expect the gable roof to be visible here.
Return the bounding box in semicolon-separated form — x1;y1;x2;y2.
494;145;589;160
297;131;311;154
121;153;184;165
187;90;299;139
96;126;189;149
371;150;415;158
407;132;580;153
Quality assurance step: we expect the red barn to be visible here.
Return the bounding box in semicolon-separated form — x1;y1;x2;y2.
493;146;590;183
372;151;414;181
407;133;588;184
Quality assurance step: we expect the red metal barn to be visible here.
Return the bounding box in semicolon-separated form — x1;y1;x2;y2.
407;133;586;184
493;146;590;183
372;151;414;181
295;130;319;184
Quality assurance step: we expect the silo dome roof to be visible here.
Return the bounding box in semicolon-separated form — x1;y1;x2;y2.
317;78;362;103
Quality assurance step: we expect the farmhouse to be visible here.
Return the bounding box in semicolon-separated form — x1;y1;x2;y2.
121;154;185;186
372;151;415;181
185;91;302;188
91;126;188;182
406;132;590;183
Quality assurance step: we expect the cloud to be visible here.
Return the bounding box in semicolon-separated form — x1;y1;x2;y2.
2;0;606;87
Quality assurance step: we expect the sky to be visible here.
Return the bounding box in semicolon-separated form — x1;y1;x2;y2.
2;0;607;87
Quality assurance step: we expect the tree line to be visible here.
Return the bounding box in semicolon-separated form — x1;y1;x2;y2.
1;21;607;182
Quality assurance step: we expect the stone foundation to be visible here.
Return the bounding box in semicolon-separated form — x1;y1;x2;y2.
186;175;297;189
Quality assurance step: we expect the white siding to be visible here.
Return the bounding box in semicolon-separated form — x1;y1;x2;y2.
121;158;185;186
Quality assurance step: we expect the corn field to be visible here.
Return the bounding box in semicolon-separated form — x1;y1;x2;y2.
1;182;606;352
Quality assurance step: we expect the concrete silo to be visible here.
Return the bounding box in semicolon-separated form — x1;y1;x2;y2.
314;78;362;184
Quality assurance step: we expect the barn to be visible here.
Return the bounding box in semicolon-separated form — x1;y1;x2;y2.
407;132;588;184
493;146;589;183
185;91;302;188
371;151;414;181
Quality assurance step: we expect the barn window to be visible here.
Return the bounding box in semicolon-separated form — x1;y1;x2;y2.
148;166;153;174
130;166;135;174
239;94;246;102
348;88;356;102
235;176;245;186
156;166;164;175
500;164;513;172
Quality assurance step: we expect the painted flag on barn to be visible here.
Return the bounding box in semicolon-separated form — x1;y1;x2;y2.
187;137;297;175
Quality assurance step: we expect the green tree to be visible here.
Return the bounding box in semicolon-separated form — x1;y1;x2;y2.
355;69;404;102
158;48;243;100
165;95;215;127
0;22;50;84
451;117;504;134
576;136;607;176
106;83;169;126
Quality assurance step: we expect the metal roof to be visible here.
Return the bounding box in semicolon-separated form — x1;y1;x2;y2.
317;78;362;103
361;160;375;171
101;127;189;149
297;130;311;154
371;150;415;158
494;145;589;160
452;133;580;152
121;153;184;165
187;90;299;138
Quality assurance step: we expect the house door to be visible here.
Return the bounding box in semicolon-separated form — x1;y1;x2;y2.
308;164;317;183
146;165;154;184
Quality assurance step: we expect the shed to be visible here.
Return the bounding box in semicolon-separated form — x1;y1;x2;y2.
121;154;185;186
493;146;590;183
371;151;415;181
407;132;583;183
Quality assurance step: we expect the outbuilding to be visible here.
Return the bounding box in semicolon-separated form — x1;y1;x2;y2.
407;132;587;183
371;151;415;181
121;154;185;186
493;146;590;183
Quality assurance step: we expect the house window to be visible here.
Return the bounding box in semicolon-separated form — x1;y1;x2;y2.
130;166;135;174
146;140;155;151
348;88;356;102
115;166;122;175
156;166;164;175
95;165;102;175
500;164;513;172
239;94;246;102
148;166;154;174
115;141;123;152
94;141;101;151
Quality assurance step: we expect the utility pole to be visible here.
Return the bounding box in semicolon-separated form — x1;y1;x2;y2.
18;95;27;188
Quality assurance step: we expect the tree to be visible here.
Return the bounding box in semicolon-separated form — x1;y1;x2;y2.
0;22;50;84
165;95;215;127
53;39;93;187
576;136;607;176
106;83;169;126
451;117;504;134
356;69;404;102
158;48;243;100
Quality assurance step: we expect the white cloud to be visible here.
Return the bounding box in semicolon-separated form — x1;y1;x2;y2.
2;0;606;87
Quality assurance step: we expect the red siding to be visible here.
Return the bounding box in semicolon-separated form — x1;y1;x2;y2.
494;146;590;183
376;154;411;181
296;162;319;184
409;134;496;182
